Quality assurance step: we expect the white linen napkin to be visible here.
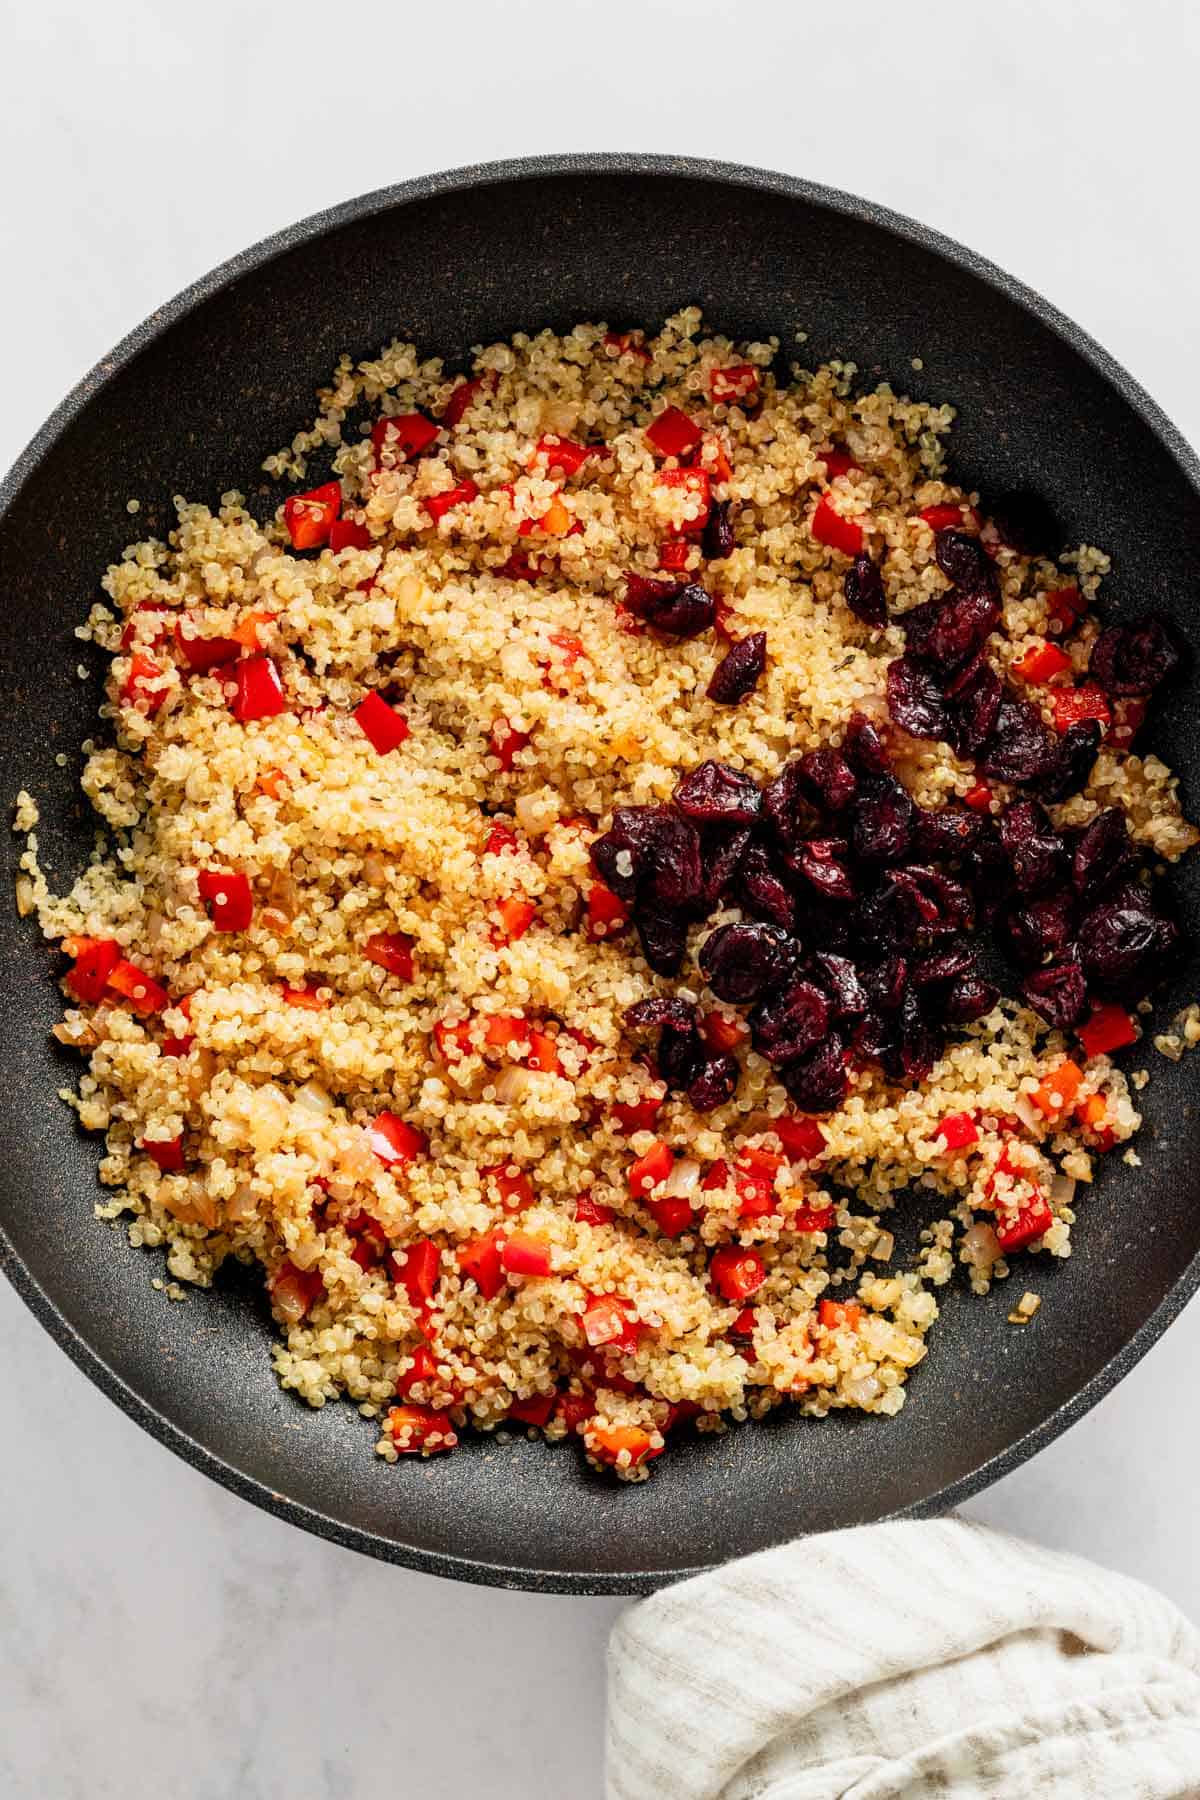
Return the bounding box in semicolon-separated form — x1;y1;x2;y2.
607;1518;1200;1798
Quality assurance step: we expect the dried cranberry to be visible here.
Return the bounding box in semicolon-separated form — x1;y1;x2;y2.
626;997;698;1033
913;805;987;862
961;834;1010;922
911;942;975;985
1089;616;1182;696
887;655;951;741
707;632;767;704
811;952;868;1016
674;761;762;825
762;760;814;850
781;1033;848;1113
699;824;752;905
951;662;1003;757
904;590;999;676
852;1010;894;1063
886;865;973;937
592;806;701;908
698;921;798;1004
978;697;1056;784
1072;809;1139;905
1078;883;1178;995
803;897;853;954
1022;960;1087;1029
792;838;856;902
736;841;796;930
624;575;715;638
935;529;996;590
998;799;1069;895
989;490;1059;558
636;911;690;976
1033;719;1102;803
658;1024;707;1091
701;499;735;560
844;553;886;627
943;972;1000;1023
843;713;890;775
898;989;942;1081
799;749;857;814
1003;891;1076;967
749;979;831;1066
851;776;915;865
687;1053;739;1112
861;955;908;1012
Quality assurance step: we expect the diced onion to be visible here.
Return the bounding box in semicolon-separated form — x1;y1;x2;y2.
1049;1173;1076;1210
295;1080;333;1116
289;1236;323;1270
495;1065;535;1104
843;1374;880;1406
1013;1094;1042;1133
961;1221;1001;1267
661;1157;701;1199
225;1181;257;1223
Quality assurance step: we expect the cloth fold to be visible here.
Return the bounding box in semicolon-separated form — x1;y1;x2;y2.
607;1519;1200;1799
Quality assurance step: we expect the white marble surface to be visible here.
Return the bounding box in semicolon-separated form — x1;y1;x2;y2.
3;3;1200;1795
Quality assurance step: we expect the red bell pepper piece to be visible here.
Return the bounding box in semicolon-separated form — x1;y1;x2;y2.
709;364;760;405
733;1146;784;1218
369;1112;428;1167
710;1245;766;1302
702;1159;730;1193
105;959;170;1015
490;717;531;772
1015;642;1073;684
363;931;416;981
119;600;173;651
281;983;328;1010
811;494;864;556
936;1111;979;1152
491;896;536;945
525;1030;560;1075
585;882;630;942
425;478;479;522
482;821;520;857
197;868;254;932
791;1202;835;1232
328;517;372;552
1078;1003;1138;1059
501;1232;553;1278
574;1192;615;1227
389;1238;441;1305
456;1230;505;1299
580;1293;643;1352
657;466;711;534
482;1164;535;1213
508;1390;556;1427
140;1134;184;1172
645;406;703;460
647;1194;694;1237
995;1187;1054;1253
441;371;496;427
773;1115;826;1163
1050;685;1111;733
610;1092;664;1135
628;1140;673;1196
482;1014;530;1051
174;617;240;671
434;1018;476;1063
658;539;693;572
1045;585;1086;631
121;653;170;713
699;1010;745;1054
587;1423;662;1469
232;654;288;722
63;936;121;1004
603;330;652;363
371;412;440;461
964;782;993;812
556;1391;596;1433
918;502;968;531
385;1404;456;1454
818;1298;863;1329
1109;696;1147;750
396;1344;440;1398
820;447;859;480
270;1259;324;1319
527;435;594;477
283;480;341;550
354;690;410;754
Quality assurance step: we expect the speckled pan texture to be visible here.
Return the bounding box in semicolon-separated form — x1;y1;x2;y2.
2;155;1199;1594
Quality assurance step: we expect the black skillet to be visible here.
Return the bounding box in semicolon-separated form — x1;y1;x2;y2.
2;155;1199;1594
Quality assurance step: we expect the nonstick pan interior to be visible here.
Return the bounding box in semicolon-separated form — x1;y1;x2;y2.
2;156;1199;1593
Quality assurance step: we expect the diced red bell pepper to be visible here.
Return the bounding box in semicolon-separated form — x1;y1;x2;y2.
385;1404;456;1454
587;1423;662;1469
1031;1061;1084;1118
232;654;288;722
1046;584;1086;631
657;539;693;573
580;1293;643;1352
700;1010;746;1054
733;1146;785;1219
482;820;520;857
556;1391;596;1433
820;447;859;480
396;1344;440;1398
709;364;760;405
121;653;170;713
657;466;711;534
456;1231;504;1299
918;502;968;531
546;629;585;671
482;1164;535;1213
371;412;440;461
1015;642;1073;684
354;690;410;754
527;435;594;477
525;1030;560;1075
483;1013;531;1051
603;330;652;363
491;717;531;772
329;517;373;552
645;406;703;460
1078;1003;1138;1059
363;931;416;981
699;434;734;485
647;1193;694;1237
995;1186;1054;1253
229;609;277;650
811;494;864;556
174;617;240;670
574;1192;615;1227
1051;685;1111;733
344;1209;387;1263
729;1305;759;1339
585;882;631;942
773;1115;826;1163
281;983;328;1010
434;1018;476;1063
491;895;536;944
610;1091;664;1135
508;1390;556;1427
702;1159;731;1193
140;1134;184;1172
64;936;121;1004
818;1298;863;1329
119;600;173;651
425;478;479;522
791;1202;835;1232
270;1259;324;1319
283;480;341;550
1109;696;1147;750
497;550;538;582
964;782;993;812
936;1111;979;1152
105;959;170;1015
501;1232;553;1278
710;1245;766;1302
389;1238;441;1305
713;595;740;640
628;1140;673;1196
1075;1092;1117;1152
197;867;254;932
369;1112;428;1168
442;372;495;427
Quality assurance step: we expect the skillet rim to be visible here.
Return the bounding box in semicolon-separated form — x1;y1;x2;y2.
2;151;1199;1595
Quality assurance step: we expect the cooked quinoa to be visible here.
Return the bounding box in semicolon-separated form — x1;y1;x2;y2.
18;309;1198;1480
